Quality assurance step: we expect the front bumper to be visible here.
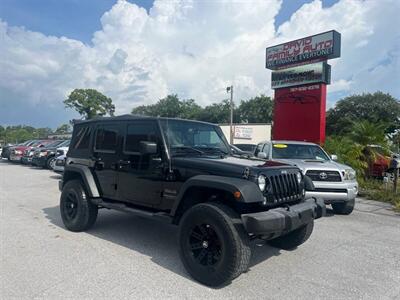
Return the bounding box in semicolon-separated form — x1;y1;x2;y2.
32;156;47;167
9;154;22;161
305;180;358;203
21;156;33;164
241;198;325;236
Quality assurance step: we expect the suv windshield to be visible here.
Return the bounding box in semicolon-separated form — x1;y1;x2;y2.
160;120;229;156
272;143;330;161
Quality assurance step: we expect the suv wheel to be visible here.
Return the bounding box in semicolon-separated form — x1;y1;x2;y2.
60;180;98;232
178;203;251;287
46;157;55;169
268;220;314;250
332;198;355;215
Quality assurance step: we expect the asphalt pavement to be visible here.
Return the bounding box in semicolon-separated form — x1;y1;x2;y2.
1;159;399;299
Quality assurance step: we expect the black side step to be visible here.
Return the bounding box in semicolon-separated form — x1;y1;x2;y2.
92;199;173;223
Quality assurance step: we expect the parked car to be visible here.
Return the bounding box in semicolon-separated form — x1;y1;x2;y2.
3;140;35;160
20;140;56;164
234;143;256;154
254;140;358;215
31;140;68;169
59;115;325;287
9;140;43;162
53;154;66;173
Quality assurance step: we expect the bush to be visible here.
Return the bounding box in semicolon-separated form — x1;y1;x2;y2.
359;179;400;212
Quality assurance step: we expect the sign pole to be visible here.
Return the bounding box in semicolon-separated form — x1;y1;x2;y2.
227;86;234;144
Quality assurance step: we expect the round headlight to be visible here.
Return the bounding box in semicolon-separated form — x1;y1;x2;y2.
296;172;302;183
258;175;266;191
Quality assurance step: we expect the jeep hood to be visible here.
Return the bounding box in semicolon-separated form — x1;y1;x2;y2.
173;155;294;178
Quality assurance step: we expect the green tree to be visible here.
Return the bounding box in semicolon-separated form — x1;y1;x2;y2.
326;91;400;135
132;95;203;120
197;99;240;124
64;89;115;119
238;95;273;123
55;124;71;134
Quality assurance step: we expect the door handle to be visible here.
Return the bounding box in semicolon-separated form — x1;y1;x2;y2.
118;160;131;167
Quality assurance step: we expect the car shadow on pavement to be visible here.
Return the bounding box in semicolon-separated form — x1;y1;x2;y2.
42;206;282;286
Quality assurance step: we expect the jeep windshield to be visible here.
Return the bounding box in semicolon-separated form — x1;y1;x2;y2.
160;120;229;156
272;143;330;161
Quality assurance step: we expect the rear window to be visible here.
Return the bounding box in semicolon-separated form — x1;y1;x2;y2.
72;126;91;150
95;126;118;152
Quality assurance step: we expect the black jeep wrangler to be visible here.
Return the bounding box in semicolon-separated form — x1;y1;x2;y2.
59;115;325;287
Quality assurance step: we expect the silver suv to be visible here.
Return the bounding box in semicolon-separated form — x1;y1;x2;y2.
255;140;358;215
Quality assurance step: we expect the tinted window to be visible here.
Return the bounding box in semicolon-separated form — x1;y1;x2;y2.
72;127;91;150
125;122;158;153
95;126;118;152
272;143;330;161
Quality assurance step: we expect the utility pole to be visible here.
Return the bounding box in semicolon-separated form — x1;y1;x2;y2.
226;85;233;144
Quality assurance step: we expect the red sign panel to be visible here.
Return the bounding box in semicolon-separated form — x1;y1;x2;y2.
273;84;327;144
266;30;341;70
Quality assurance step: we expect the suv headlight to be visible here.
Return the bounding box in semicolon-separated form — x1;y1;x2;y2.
258;175;266;191
39;151;48;157
343;169;356;180
296;171;302;183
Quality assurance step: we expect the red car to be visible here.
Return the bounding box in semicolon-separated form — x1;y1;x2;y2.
9;140;54;162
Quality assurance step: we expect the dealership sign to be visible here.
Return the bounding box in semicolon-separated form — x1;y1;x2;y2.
234;126;253;140
266;30;341;70
271;62;331;89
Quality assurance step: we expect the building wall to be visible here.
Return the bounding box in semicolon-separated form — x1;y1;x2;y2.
219;123;271;145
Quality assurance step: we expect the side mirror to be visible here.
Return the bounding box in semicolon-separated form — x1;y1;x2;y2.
139;141;157;154
331;154;338;161
257;152;267;159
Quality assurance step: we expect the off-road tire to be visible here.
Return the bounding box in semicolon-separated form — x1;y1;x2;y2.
332;198;355;215
46;157;55;169
178;203;251;287
268;220;314;250
60;180;98;232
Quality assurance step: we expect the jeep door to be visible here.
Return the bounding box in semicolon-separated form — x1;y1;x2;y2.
92;123;122;200
117;120;164;207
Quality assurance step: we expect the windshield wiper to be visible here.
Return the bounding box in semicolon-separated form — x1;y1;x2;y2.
171;146;205;155
195;147;228;155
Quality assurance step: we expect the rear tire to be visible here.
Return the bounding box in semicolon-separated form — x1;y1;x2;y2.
268;220;314;250
332;198;355;215
178;203;251;287
60;180;98;232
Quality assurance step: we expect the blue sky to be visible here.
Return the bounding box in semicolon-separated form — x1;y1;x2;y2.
0;0;398;128
0;0;339;44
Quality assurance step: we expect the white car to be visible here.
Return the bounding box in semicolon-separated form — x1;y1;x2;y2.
53;154;66;173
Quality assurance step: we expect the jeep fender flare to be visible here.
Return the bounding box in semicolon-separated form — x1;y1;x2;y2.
170;175;264;216
62;164;100;198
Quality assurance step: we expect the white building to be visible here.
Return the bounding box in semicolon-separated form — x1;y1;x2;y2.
219;123;271;145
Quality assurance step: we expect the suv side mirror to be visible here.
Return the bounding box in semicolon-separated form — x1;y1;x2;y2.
257;152;267;159
331;154;338;161
139;141;157;154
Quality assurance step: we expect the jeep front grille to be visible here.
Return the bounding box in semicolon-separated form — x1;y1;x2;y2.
306;170;342;182
264;173;301;204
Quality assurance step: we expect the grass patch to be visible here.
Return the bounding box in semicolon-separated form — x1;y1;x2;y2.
359;178;400;212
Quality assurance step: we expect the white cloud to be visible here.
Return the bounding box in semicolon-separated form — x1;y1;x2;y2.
0;0;399;121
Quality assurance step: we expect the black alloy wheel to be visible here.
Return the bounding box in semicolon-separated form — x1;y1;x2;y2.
188;223;222;267
178;203;251;287
60;180;98;232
